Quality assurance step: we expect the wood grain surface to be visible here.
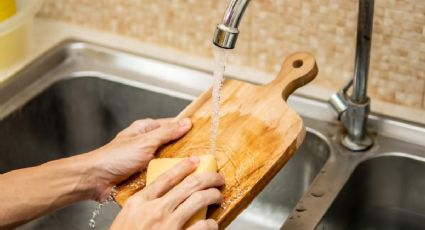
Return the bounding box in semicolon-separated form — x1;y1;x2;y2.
113;52;318;229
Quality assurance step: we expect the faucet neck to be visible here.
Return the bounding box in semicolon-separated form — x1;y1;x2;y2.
352;0;374;103
221;0;250;28
329;0;375;151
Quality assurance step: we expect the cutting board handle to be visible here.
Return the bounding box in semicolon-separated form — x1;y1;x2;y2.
268;52;318;100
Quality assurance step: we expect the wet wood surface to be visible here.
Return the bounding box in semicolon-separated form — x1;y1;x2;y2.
114;52;318;229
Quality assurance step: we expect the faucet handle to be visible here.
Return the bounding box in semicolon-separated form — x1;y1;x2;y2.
329;90;348;120
329;78;353;120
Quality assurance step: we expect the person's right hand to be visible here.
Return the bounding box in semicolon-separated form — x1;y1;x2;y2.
110;157;225;230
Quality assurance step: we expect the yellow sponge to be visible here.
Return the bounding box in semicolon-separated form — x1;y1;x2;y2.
146;155;218;227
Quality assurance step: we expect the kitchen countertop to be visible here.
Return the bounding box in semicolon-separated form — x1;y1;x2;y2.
1;18;424;125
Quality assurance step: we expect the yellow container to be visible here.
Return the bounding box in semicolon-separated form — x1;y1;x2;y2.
0;0;17;22
0;0;42;71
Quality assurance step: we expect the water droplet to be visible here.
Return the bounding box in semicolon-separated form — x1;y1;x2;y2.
311;190;325;197
88;186;117;228
89;219;96;228
295;205;306;212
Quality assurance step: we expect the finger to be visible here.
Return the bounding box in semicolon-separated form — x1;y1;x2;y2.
173;188;222;226
163;172;224;209
147;118;192;146
141;157;199;200
118;118;161;136
186;219;218;230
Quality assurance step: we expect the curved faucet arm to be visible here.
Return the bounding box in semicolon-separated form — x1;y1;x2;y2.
213;0;250;49
221;0;250;28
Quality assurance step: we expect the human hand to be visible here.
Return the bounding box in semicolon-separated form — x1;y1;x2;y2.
85;118;192;201
110;157;224;230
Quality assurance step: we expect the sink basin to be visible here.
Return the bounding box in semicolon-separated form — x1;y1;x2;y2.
0;74;329;229
0;77;190;172
0;75;329;229
228;132;329;230
1;40;424;230
1;77;190;229
317;155;425;230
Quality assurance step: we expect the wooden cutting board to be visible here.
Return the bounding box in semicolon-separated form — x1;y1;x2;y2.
114;52;318;229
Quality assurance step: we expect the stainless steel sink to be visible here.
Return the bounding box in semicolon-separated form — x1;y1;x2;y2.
317;155;425;230
0;77;191;230
1;40;424;230
0;77;190;172
228;131;330;230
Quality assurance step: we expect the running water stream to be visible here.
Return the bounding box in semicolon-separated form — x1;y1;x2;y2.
209;46;229;155
88;186;117;228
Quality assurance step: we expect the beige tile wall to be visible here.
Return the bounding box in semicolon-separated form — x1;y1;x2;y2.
38;0;425;111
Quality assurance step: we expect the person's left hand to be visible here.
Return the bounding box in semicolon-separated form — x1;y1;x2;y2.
110;157;224;230
84;118;192;201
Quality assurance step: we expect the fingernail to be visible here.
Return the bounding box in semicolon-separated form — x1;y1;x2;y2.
179;118;191;128
188;156;200;165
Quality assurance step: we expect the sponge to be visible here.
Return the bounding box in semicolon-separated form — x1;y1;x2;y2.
146;155;218;227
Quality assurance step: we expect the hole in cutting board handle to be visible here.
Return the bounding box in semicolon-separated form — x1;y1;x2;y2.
292;59;303;68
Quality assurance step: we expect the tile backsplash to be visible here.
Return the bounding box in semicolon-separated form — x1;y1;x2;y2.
38;0;425;113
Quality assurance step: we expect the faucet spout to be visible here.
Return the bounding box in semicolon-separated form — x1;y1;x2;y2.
213;0;250;49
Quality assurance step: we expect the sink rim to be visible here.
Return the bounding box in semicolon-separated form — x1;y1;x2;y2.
1;39;425;230
366;151;425;164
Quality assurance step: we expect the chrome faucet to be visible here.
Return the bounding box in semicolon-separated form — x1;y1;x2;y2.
329;0;374;151
213;0;250;49
213;0;375;151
